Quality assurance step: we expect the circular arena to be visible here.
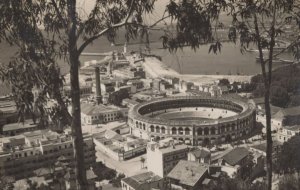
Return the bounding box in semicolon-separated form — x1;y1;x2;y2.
128;96;256;146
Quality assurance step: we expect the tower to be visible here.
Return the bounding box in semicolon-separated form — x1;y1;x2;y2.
94;66;102;104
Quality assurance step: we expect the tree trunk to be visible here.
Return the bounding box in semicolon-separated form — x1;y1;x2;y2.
68;0;88;189
266;6;276;189
70;52;88;190
253;12;274;190
264;86;273;190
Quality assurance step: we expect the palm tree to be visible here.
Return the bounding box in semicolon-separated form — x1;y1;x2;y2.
140;157;146;169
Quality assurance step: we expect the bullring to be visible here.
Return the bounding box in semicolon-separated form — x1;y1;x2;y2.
128;95;256;146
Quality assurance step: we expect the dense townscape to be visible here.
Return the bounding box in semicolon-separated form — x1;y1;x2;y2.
1;46;300;190
0;0;300;190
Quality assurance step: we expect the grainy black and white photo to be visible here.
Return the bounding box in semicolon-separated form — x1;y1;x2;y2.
0;0;300;190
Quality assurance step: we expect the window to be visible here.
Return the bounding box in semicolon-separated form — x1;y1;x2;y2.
150;126;155;132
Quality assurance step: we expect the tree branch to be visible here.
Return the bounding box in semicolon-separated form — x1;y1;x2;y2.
77;0;136;54
267;4;277;86
50;0;68;30
254;13;268;86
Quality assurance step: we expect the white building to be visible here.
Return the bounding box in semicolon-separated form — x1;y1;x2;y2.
81;103;128;125
271;106;300;130
277;125;300;143
146;140;189;177
0;129;95;179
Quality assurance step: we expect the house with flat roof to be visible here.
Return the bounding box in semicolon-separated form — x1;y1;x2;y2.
2;120;39;136
0;100;18;126
277;125;300;142
0;130;95;179
271;106;300;129
147;141;189;177
93;130;147;161
121;171;164;190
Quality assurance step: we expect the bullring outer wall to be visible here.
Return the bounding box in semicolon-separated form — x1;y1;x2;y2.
128;96;256;146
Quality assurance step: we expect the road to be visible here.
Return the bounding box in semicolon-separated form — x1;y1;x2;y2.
81;120;126;135
96;150;148;176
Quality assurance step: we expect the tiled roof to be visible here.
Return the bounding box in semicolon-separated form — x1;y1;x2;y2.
81;103;117;115
2;120;37;131
167;160;208;187
189;148;211;159
122;172;162;189
86;169;97;180
104;130;123;141
283;125;300;131
273;106;300;119
253;97;265;105
202;178;212;185
222;147;250;166
251;140;283;153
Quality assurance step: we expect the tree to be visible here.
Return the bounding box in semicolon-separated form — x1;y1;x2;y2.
205;173;267;190
1;1;299;190
278;174;300;190
218;78;230;86
277;136;300;174
0;176;14;190
140;156;146;169
0;1;155;189
224;2;300;190
162;1;300;190
92;162;117;181
270;85;290;107
111;173;125;188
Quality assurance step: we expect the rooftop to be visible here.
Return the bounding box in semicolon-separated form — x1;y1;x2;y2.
122;98;139;105
104;130;124;141
167;160;208;187
2;120;37;132
122;172;162;189
189;148;211;159
222;147;250;166
253;97;265;105
0;100;17;113
251;140;283;153
81;103;119;115
273;106;300;118
158;144;188;154
283;125;300;131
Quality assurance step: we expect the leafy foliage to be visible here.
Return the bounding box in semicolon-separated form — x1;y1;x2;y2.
278;174;300;190
251;65;300;107
205;173;267;190
277;136;300;173
270;85;290;107
0;1;156;188
110;173;126;187
161;0;231;52
93;162;117;181
218;79;230;86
